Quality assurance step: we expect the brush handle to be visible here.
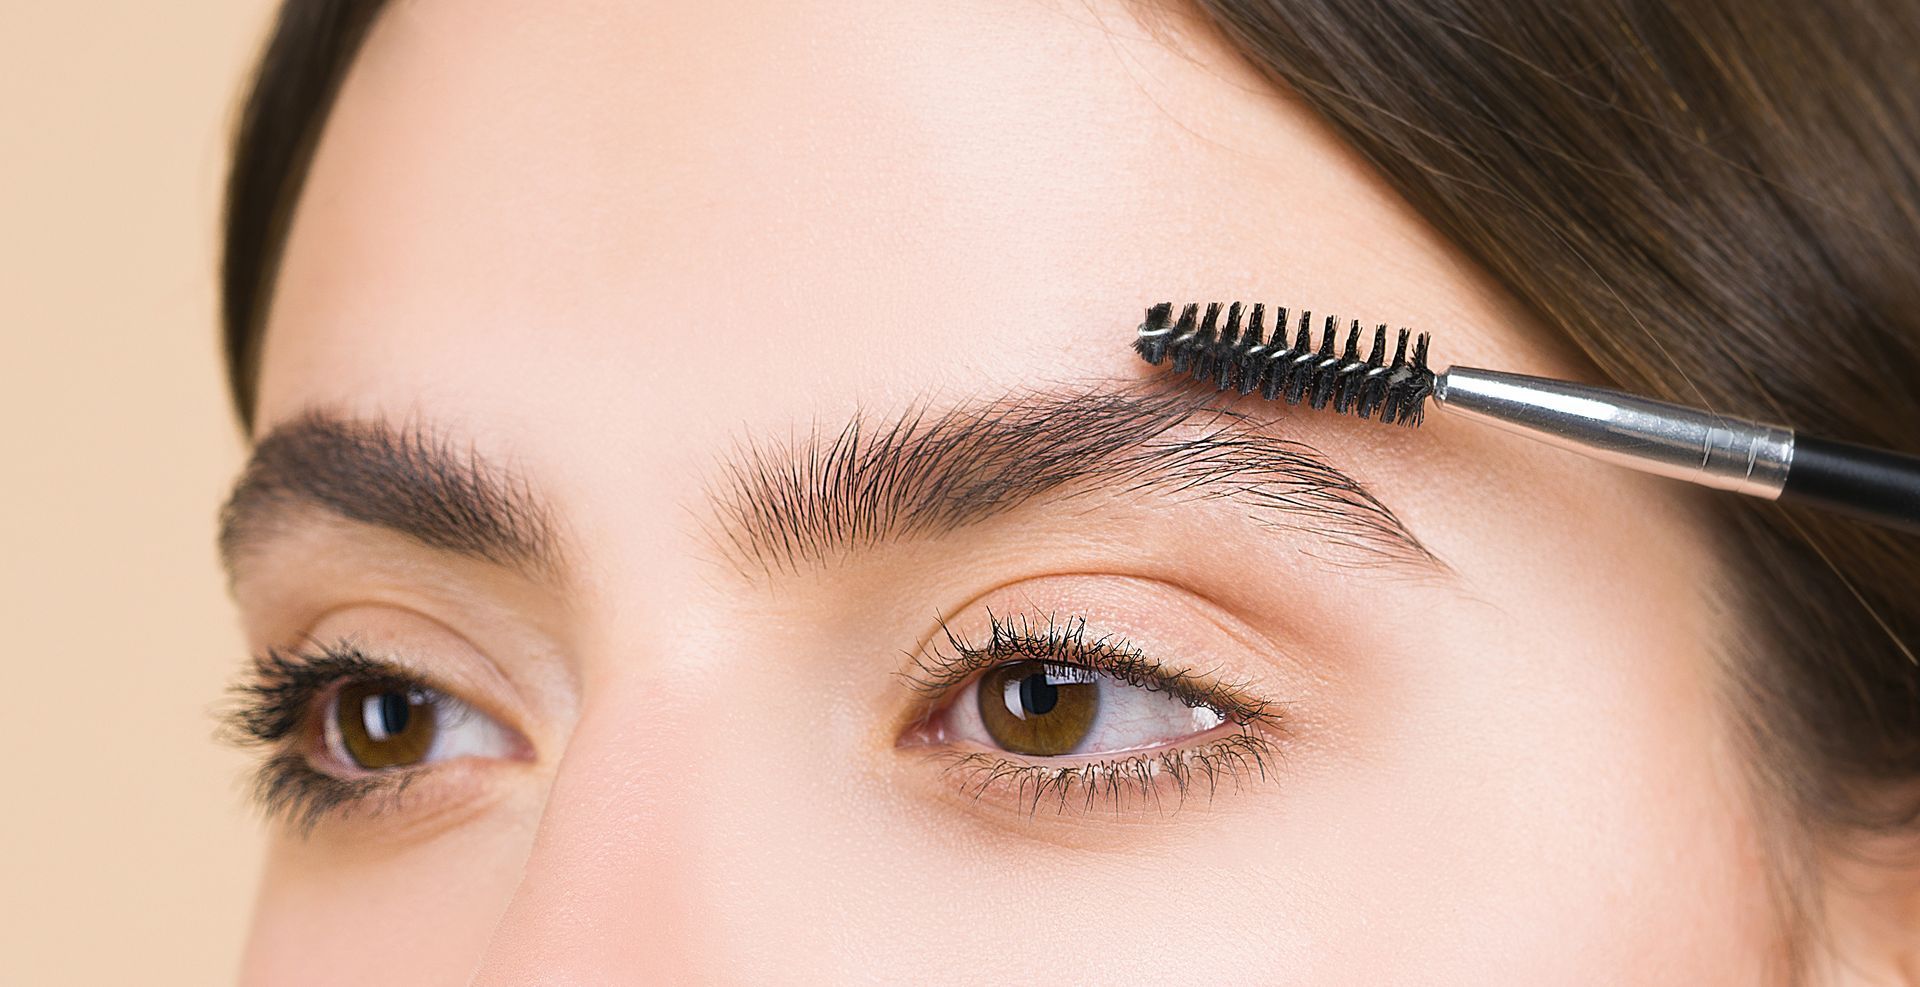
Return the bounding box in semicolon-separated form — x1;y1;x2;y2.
1431;367;1920;535
1430;367;1795;497
1781;436;1920;534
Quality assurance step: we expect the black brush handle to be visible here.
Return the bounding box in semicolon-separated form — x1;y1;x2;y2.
1782;436;1920;534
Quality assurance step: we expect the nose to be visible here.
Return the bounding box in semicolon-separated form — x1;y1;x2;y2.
467;670;848;983
468;681;708;984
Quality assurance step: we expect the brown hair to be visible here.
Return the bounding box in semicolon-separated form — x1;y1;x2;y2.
222;0;1920;901
1180;0;1920;832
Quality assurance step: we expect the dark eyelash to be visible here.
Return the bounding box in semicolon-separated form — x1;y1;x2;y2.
223;643;390;745
903;609;1278;727
220;642;425;834
248;752;417;837
927;733;1281;817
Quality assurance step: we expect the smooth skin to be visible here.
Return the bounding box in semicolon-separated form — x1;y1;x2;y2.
231;0;1798;981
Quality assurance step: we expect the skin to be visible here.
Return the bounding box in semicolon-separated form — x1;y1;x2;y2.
228;0;1804;981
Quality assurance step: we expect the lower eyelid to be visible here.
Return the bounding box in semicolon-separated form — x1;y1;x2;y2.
258;688;526;837
917;730;1282;818
263;756;512;840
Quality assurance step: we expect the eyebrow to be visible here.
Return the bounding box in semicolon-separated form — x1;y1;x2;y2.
219;412;560;581
219;388;1442;585
709;384;1444;576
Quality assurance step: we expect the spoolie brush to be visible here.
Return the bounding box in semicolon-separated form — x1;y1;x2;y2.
1133;300;1920;534
1134;301;1434;425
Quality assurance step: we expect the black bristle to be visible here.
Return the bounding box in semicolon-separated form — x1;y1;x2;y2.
1331;320;1366;412
1283;311;1315;404
1214;302;1244;391
1134;301;1439;426
1256;307;1289;400
1405;332;1435;424
1234;303;1267;396
1188;303;1223;384
1135;303;1175;365
1355;325;1390;419
1304;316;1336;409
1167;304;1200;374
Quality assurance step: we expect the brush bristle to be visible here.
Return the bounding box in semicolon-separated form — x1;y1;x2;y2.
1134;301;1436;426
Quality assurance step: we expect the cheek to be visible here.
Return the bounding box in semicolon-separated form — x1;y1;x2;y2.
242;804;539;984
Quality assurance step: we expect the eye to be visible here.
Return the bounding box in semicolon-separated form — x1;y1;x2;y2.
945;659;1228;758
321;678;518;773
896;610;1282;816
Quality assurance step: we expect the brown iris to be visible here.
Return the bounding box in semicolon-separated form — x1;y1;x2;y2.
977;661;1100;756
335;681;438;769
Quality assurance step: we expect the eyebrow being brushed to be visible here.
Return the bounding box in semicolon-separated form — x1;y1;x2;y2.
709;384;1444;576
218;386;1443;586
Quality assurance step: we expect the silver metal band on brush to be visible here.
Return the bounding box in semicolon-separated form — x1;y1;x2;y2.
1431;367;1796;499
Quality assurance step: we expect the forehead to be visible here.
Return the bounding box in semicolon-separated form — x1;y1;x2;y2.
255;0;1532;437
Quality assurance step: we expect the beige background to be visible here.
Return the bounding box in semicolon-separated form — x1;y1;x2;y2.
2;2;278;983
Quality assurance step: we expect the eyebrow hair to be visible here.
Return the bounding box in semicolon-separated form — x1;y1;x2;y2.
708;385;1444;576
219;412;559;580
219;390;1439;585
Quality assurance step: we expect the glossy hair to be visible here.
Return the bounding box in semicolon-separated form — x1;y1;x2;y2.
221;0;383;422
222;0;1920;858
1181;0;1920;842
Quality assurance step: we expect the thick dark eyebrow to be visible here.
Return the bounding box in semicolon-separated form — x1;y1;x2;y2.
707;385;1444;576
219;412;559;581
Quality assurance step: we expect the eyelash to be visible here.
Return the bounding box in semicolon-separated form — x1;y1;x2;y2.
223;643;436;834
902;611;1284;815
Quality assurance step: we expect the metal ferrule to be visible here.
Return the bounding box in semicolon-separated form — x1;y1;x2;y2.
1432;367;1796;499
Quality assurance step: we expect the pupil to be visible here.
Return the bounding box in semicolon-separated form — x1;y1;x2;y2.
378;692;411;736
1019;672;1058;715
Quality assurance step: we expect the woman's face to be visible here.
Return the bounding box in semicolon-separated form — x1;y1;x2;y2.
229;0;1788;980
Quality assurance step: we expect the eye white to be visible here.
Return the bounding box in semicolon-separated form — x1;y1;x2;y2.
1084;683;1224;753
420;692;517;761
